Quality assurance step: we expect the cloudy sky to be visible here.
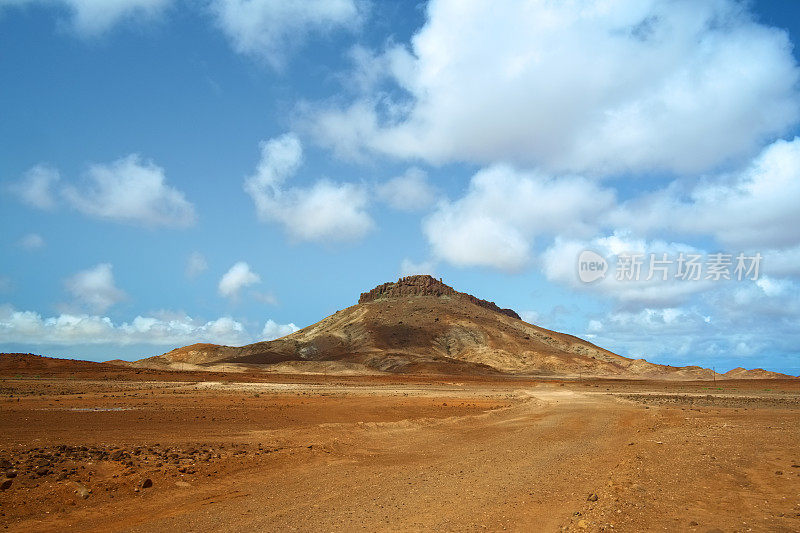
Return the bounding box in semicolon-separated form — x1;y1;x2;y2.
1;0;799;374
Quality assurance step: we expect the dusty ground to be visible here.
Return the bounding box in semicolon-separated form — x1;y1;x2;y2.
0;372;799;532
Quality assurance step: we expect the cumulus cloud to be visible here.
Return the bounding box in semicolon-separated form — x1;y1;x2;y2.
218;261;260;298
582;280;800;370
185;251;208;279
423;137;800;282
18;233;45;250
423;164;615;271
63;154;196;228
209;0;362;68
0;0;173;36
762;245;800;278
252;291;278;305
244;133;373;243
0;305;299;347
377;168;436;212
11;157;195;228
583;307;717;360
261;319;298;340
613;137;800;249
64;263;126;313
309;0;800;175
9;164;60;210
542;232;715;308
399;258;436;277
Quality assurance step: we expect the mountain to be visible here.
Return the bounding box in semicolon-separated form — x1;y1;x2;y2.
136;275;785;379
723;367;796;379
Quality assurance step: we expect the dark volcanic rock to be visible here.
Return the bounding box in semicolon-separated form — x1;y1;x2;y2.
359;275;521;320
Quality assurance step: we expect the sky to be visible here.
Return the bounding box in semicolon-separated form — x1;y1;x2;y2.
1;0;799;375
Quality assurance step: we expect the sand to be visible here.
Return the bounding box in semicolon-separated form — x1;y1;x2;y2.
1;369;799;532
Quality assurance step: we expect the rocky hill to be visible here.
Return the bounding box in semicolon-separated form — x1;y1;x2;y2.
136;276;793;379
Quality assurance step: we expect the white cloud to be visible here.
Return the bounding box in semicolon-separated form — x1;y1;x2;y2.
18;233;45;250
723;276;800;318
244;133;373;243
282;180;372;242
0;0;173;36
209;0;362;68
64;263;126;313
762;245;800;278
420;137;800;283
423;164;614;271
587;319;603;333
185;251;208;279
542;233;713;308
218;261;260;298
261;319;298;340
252;291;278;305
399;258;435;277
0;305;295;347
582;285;800;368
310;0;800;175
377;168;436;211
63;154;196;228
9;164;60;210
613;137;800;249
585;307;716;359
754;276;788;298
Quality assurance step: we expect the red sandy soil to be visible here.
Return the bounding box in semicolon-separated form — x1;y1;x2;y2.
1;358;799;532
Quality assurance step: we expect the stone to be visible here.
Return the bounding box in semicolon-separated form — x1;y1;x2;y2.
587;493;599;502
358;275;521;320
0;479;12;491
74;482;90;499
142;478;153;488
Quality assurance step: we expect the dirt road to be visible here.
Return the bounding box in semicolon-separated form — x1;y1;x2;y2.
1;377;799;532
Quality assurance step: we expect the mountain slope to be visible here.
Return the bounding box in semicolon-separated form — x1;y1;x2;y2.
137;275;769;379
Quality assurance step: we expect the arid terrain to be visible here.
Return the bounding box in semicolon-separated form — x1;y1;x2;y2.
1;358;799;532
1;277;797;532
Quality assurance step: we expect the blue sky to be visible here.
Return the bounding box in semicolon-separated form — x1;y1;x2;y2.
1;0;799;375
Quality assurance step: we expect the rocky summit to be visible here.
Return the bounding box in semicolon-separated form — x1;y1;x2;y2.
358;275;521;320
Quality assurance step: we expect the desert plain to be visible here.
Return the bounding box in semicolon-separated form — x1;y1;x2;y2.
1;358;799;532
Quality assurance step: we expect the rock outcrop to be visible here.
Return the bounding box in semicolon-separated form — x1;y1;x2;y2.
359;275;521;320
